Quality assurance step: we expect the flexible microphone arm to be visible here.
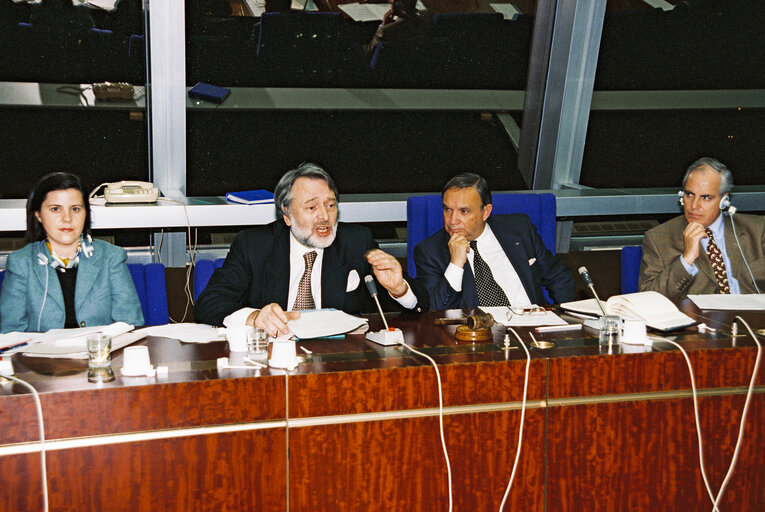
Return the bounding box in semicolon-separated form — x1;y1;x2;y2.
364;275;390;330
578;266;608;317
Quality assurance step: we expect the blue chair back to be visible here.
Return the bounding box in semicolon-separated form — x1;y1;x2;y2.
620;246;643;294
406;192;558;278
0;270;5;292
127;263;169;326
193;258;225;302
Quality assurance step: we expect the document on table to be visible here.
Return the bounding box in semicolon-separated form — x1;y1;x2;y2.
480;306;568;327
688;294;765;310
339;3;389;21
137;323;226;343
21;323;145;358
287;309;368;339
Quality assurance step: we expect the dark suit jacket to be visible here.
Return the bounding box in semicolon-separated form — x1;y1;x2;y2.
194;221;428;326
639;213;765;299
413;214;575;309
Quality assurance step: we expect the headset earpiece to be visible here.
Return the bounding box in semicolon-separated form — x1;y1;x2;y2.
677;190;684;207
719;194;730;211
37;253;48;265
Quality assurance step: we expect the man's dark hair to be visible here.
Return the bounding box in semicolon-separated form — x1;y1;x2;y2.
26;172;91;243
441;173;492;207
274;163;339;217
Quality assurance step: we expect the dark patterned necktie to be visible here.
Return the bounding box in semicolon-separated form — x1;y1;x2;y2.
469;240;510;307
293;251;317;310
705;228;730;294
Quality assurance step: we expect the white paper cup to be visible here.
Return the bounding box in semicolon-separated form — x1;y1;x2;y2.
226;325;252;353
269;339;298;370
122;346;152;376
621;319;648;345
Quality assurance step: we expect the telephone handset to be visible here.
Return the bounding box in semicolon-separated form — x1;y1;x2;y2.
103;181;159;203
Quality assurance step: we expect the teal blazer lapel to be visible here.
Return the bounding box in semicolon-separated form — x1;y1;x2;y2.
34;247;66;315
75;250;101;311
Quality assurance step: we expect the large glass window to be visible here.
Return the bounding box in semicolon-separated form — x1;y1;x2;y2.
581;1;765;189
0;0;148;199
185;0;538;196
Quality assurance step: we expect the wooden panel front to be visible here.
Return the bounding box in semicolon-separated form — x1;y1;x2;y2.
289;409;545;511
289;359;547;418
547;345;764;399
546;395;765;511
0;429;286;512
0;376;286;444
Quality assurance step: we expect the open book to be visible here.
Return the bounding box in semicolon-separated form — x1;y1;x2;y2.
560;291;695;332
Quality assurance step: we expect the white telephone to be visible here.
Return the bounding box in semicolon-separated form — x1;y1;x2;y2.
103;181;159;203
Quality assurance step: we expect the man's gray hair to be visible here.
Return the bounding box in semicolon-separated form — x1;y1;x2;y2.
682;157;733;195
274;163;339;217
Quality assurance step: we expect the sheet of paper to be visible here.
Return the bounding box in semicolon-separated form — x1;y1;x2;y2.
481;306;568;327
85;0;119;11
21;331;147;358
688;294;765;311
339;3;389;22
137;323;225;343
490;3;520;20
288;309;368;339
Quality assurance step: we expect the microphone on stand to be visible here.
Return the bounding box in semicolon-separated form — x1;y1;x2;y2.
364;275;404;346
364;275;389;330
578;266;608;317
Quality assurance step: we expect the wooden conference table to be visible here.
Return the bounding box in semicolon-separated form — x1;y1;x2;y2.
1;303;763;511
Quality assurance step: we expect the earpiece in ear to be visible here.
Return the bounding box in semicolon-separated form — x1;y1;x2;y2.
677;190;684;207
719;195;731;211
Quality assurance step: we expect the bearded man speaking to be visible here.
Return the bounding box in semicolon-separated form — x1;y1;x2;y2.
194;163;428;335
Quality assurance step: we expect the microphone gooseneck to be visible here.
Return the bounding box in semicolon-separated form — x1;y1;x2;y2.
364;275;389;330
578;266;607;317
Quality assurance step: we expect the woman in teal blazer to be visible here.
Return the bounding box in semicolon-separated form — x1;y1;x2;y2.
0;173;144;333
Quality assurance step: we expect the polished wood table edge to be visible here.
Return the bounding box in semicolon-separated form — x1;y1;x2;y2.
0;418;288;456
546;385;765;408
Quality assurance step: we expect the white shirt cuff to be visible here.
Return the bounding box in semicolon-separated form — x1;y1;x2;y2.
223;307;257;328
680;255;698;276
444;263;464;292
388;279;417;309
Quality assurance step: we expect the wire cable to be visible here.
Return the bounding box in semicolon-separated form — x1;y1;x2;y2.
498;328;532;512
712;315;762;510
653;319;762;512
157;198;197;322
727;208;761;294
397;340;453;512
1;374;48;511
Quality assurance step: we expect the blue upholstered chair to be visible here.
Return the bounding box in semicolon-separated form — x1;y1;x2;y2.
127;263;169;326
620;246;643;295
406;192;558;278
193;258;225;302
0;270;5;292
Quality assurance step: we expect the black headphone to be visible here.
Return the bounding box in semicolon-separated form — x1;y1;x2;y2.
677;191;731;211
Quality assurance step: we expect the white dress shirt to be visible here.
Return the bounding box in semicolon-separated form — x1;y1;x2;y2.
223;231;417;327
443;224;532;307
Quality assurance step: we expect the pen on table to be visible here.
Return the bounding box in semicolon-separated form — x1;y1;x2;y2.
0;339;32;354
535;324;582;333
299;346;312;355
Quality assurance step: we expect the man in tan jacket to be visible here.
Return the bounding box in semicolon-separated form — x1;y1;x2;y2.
639;157;765;300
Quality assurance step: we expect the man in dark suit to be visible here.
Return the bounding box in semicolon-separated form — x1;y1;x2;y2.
195;163;427;335
413;173;575;310
640;157;764;299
